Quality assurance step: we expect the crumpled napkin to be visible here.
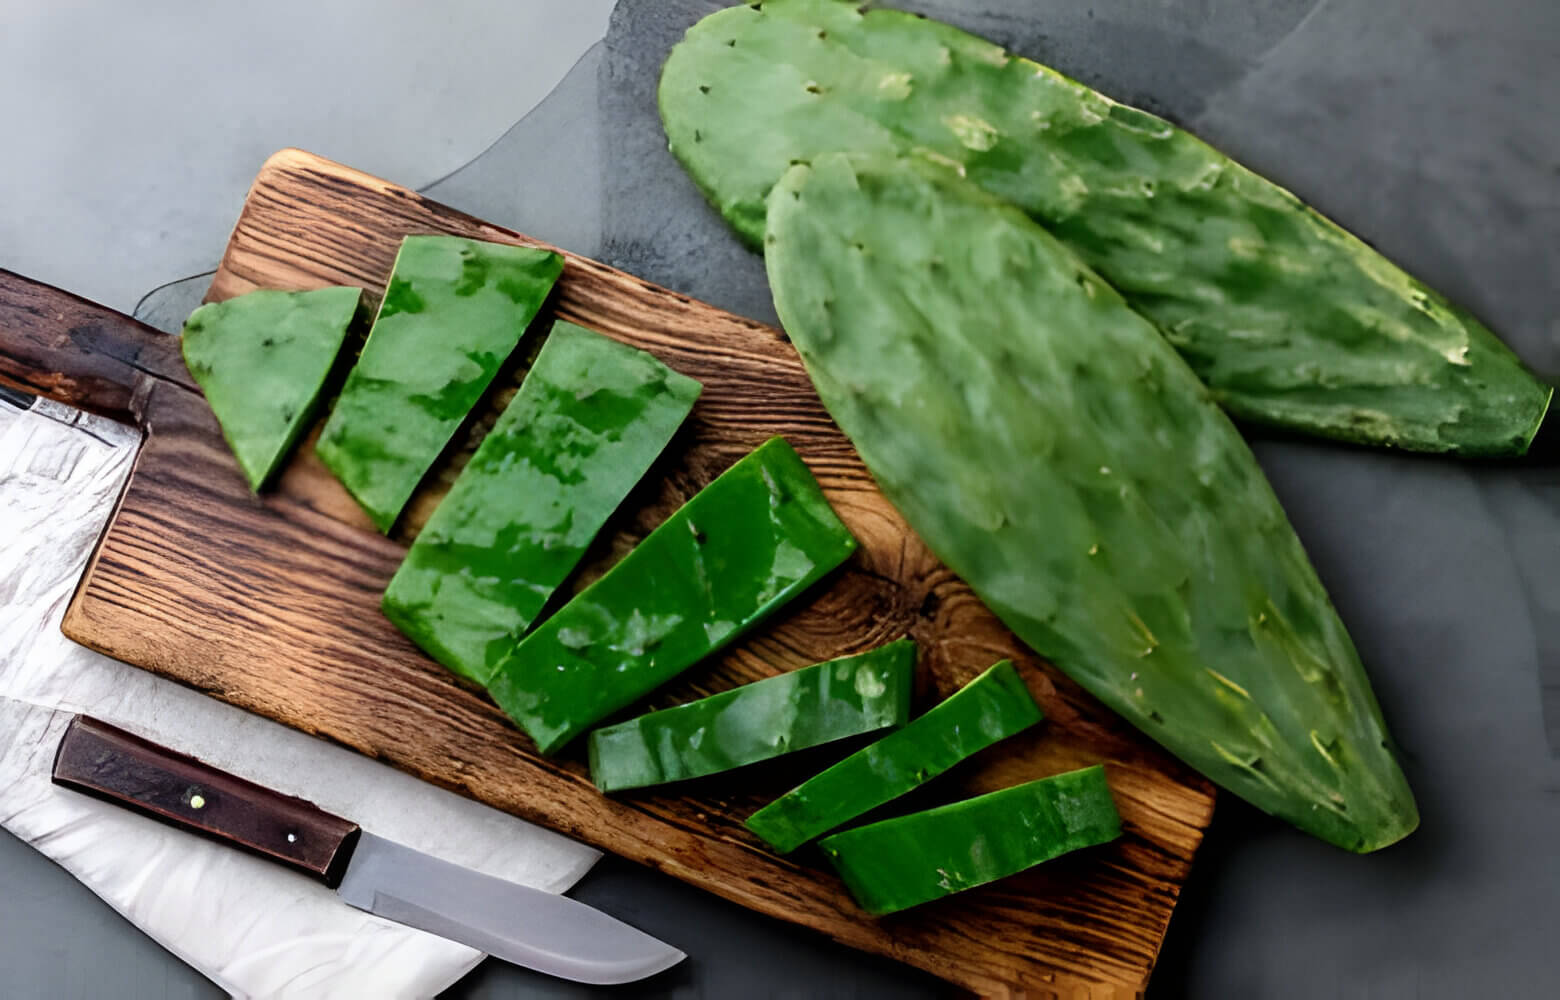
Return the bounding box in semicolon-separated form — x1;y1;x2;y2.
0;396;601;998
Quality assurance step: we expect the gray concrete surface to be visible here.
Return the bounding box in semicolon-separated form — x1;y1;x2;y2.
0;0;613;312
5;0;1560;997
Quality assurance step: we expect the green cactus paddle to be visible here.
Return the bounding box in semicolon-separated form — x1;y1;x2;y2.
765;152;1418;852
660;0;1550;455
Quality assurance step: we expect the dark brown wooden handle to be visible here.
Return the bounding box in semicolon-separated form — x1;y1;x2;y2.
0;269;194;426
51;715;361;886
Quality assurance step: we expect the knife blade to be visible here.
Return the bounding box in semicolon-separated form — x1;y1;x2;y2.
49;714;684;985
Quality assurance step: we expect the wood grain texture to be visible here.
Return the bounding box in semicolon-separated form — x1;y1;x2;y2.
51;149;1215;997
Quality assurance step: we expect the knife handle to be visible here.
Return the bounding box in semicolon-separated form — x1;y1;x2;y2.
51;715;362;887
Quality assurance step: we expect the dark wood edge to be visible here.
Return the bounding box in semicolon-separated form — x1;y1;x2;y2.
0;268;194;427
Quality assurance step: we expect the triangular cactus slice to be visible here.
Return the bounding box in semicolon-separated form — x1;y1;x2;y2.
181;286;362;491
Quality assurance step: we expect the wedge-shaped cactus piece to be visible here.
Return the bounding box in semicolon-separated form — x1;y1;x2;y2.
317;236;564;532
488;436;858;755
588;638;915;793
181;286;361;491
660;0;1551;455
819;765;1122;916
766;153;1417;851
382;321;702;685
747;659;1042;854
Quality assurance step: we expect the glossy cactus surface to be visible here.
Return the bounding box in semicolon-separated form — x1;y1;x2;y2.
317;235;564;532
382;321;700;684
588;638;915;793
488;437;858;755
818;765;1121;916
748;659;1042;853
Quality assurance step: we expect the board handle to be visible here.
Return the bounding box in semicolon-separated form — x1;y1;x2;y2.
51;715;361;887
0;269;193;426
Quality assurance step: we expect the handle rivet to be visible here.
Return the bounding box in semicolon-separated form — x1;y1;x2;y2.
286;832;298;844
189;793;206;810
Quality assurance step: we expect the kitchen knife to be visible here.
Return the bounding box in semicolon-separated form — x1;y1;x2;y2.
50;714;685;986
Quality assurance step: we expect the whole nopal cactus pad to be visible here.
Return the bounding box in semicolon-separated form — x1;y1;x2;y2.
765;152;1419;851
661;0;1550;455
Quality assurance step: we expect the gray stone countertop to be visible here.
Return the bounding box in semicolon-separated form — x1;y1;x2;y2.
4;1;1558;996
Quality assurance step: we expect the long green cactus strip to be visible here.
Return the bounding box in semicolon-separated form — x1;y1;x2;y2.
766;153;1418;852
382;321;702;685
660;0;1551;455
317;236;565;532
747;659;1042;854
181;286;362;491
588;638;915;793
488;437;858;755
818;765;1122;916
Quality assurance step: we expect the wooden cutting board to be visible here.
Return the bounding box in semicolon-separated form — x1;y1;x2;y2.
0;149;1214;998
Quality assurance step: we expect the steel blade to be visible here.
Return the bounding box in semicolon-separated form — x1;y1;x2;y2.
337;833;683;985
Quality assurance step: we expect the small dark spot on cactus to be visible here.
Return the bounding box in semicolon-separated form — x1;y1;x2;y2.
698;85;710;94
804;82;822;95
817;29;827;40
726;38;736;47
281;405;296;423
1147;710;1164;723
694;129;703;143
261;337;275;348
791;190;800;200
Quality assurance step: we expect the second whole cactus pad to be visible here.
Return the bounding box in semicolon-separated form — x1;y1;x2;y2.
660;0;1550;455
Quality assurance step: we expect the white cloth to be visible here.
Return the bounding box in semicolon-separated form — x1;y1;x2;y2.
0;396;601;998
